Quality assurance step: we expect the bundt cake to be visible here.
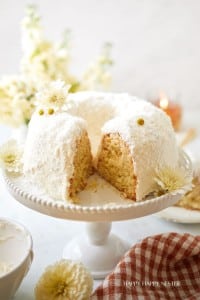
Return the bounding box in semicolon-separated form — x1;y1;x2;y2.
23;91;179;202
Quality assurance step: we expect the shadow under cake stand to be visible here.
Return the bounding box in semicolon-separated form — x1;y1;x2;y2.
3;151;190;279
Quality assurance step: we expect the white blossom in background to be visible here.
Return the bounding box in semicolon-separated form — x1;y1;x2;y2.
20;5;74;85
21;4;43;55
80;42;113;91
0;76;36;127
0;5;113;127
20;5;113;92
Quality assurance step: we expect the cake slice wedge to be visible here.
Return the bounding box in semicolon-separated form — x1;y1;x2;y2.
23;111;93;201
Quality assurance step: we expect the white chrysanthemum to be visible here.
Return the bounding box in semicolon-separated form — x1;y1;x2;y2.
154;165;193;195
36;80;70;109
35;260;93;300
0;140;23;173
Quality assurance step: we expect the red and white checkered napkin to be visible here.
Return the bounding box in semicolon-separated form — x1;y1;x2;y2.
91;233;200;300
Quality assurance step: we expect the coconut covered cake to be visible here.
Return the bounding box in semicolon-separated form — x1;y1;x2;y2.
23;88;180;202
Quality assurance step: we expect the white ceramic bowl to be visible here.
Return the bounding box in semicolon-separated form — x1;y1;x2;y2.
0;218;33;300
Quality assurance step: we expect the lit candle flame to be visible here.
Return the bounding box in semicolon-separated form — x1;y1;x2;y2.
159;93;169;110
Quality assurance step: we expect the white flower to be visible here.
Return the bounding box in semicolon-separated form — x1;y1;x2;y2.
0;5;113;128
20;6;112;92
80;43;113;91
35;259;93;300
154;165;193;195
21;5;44;55
36;80;70;109
0;140;23;173
0;75;37;127
21;6;73;85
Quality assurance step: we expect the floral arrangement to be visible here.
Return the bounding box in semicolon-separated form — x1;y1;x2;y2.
35;259;93;300
0;80;71;173
0;5;112;128
0;77;193;200
0;76;37;127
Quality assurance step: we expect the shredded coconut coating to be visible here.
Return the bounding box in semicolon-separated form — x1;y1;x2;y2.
24;91;179;202
102;101;179;200
66;92;178;200
23;112;87;200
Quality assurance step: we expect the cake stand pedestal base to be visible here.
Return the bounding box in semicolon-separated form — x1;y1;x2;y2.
62;222;130;279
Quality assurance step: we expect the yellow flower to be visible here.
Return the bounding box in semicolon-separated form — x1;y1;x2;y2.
35;260;93;300
154;165;193;194
0;140;23;173
36;80;70;109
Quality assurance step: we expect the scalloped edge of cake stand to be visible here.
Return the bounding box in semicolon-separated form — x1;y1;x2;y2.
4;173;186;279
4;173;185;222
3;150;192;278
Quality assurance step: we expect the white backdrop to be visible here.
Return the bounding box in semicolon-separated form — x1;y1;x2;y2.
0;0;200;108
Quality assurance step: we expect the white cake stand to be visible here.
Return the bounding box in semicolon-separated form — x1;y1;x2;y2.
3;151;191;279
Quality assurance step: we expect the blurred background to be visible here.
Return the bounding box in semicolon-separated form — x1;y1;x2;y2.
0;0;200;109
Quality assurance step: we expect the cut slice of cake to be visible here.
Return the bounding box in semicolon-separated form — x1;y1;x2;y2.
23;110;93;201
69;131;94;197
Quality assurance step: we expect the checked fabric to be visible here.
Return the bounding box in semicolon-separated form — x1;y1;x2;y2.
91;233;200;300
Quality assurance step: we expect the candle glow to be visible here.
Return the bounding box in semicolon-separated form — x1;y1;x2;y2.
153;92;182;131
159;94;169;110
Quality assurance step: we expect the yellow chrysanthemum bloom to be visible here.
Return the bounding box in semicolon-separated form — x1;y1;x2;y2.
35;260;93;300
154;165;193;194
0;140;23;173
